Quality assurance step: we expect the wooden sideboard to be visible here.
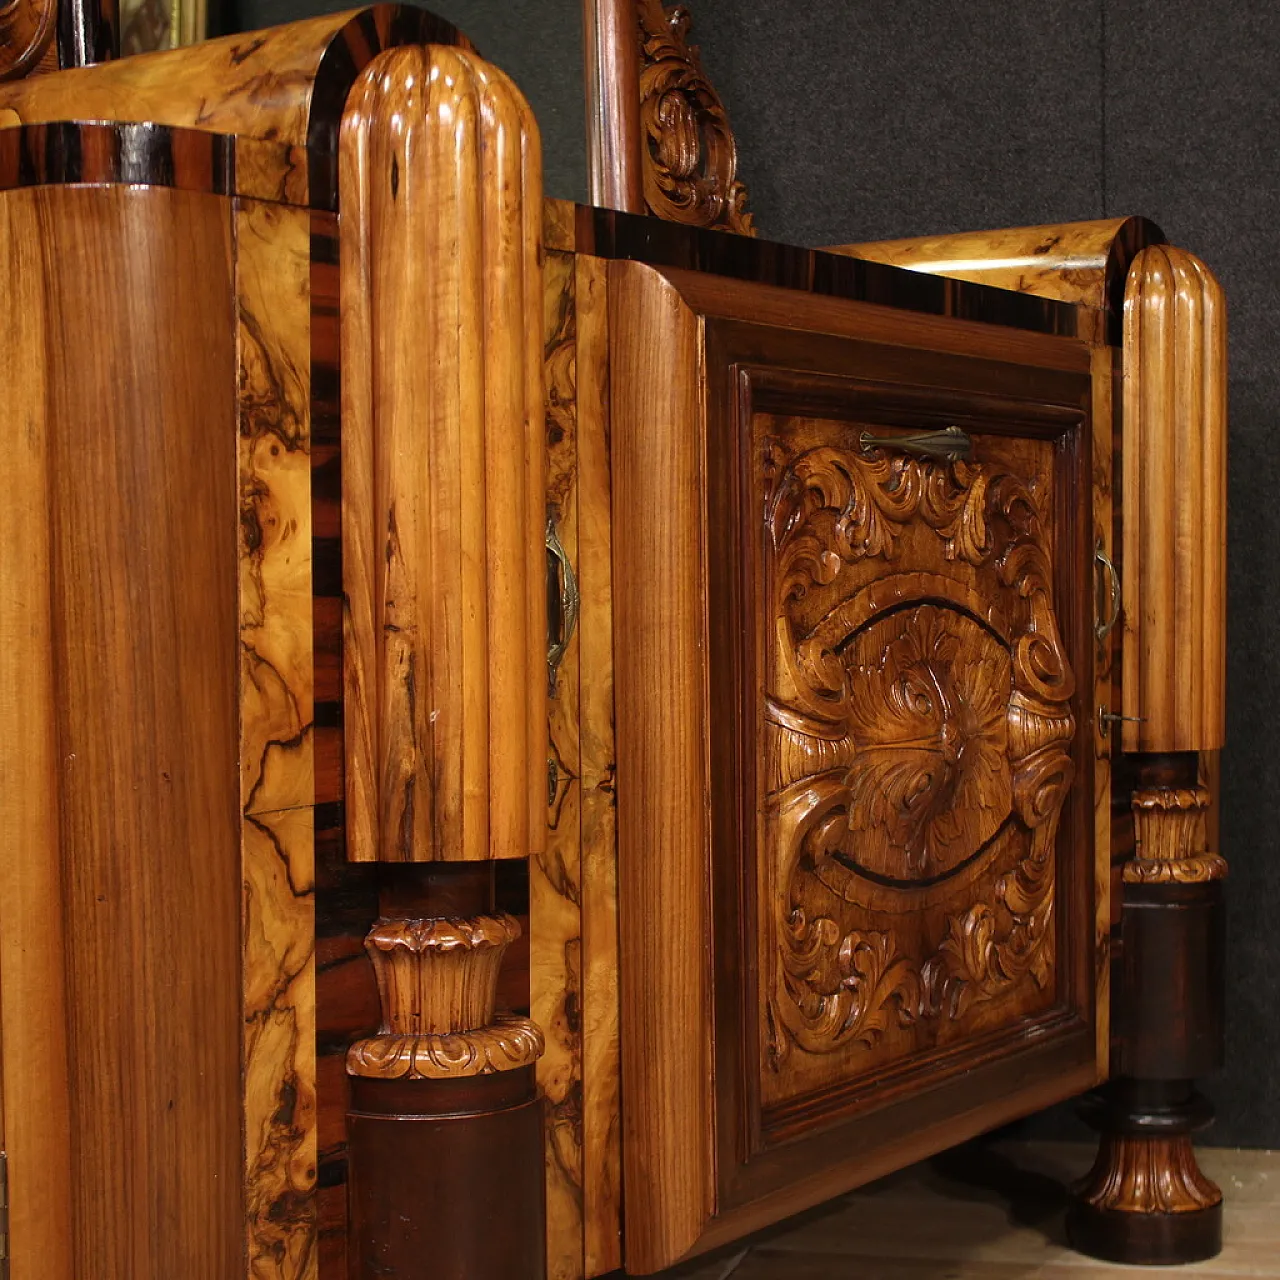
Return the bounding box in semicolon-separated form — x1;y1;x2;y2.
0;5;1227;1279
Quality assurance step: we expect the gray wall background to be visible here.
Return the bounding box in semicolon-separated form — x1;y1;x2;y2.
234;0;1279;1147
689;0;1278;1149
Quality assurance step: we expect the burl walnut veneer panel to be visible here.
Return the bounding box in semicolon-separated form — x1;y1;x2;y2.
612;262;1102;1273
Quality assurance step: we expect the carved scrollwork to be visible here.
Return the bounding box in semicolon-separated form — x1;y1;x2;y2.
347;1014;545;1081
637;0;754;234
348;911;544;1081
764;438;1075;1063
1124;785;1227;884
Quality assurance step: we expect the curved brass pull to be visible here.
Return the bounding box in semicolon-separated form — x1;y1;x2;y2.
546;511;580;697
1094;543;1121;641
859;425;973;462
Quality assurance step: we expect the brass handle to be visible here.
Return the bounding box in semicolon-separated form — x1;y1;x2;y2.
546;510;579;697
1095;544;1121;641
859;425;973;462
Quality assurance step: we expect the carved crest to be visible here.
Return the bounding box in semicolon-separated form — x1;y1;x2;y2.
763;442;1075;1067
637;0;754;235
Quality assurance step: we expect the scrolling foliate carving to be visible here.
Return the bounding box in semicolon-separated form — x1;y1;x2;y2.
764;439;1075;1064
637;0;754;235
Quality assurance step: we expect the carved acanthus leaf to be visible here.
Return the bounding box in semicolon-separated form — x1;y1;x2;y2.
347;1015;545;1080
637;0;754;234
764;437;1074;1061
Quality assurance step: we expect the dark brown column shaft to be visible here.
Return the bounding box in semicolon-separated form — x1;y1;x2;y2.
1069;754;1226;1265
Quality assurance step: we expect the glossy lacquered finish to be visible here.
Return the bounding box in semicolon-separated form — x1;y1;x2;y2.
0;183;241;1280
338;43;546;866
609;259;1102;1273
0;6;1231;1279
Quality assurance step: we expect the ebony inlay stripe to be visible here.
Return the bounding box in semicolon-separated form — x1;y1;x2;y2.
310;210;345;826
579;205;1083;338
0;121;234;194
306;3;469;211
1104;216;1166;346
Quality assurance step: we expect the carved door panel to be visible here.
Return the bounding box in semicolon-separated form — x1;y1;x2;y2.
612;264;1100;1272
755;403;1075;1119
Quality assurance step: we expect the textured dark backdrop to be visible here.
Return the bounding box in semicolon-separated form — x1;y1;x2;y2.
232;0;1279;1147
230;0;590;201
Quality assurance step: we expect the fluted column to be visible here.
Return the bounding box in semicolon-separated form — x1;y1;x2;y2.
338;43;547;1280
1068;244;1228;1267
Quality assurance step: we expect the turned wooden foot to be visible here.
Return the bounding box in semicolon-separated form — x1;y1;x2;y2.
1069;774;1226;1266
1069;1082;1222;1264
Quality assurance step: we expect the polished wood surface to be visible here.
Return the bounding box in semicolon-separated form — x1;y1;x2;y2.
1120;246;1227;753
0;184;242;1279
1090;343;1115;1076
347;910;540;1079
584;0;643;213
533;247;624;1280
611;259;1101;1273
57;0;118;68
338;44;546;864
537;244;587;1279
568;207;1081;338
0;185;74;1280
611;261;715;1274
0;0;57;78
829;217;1164;316
575;253;624;1279
236;196;318;1279
636;0;753;233
0;6;467;205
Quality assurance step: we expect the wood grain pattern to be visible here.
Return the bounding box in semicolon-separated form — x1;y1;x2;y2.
1079;1136;1223;1214
575;253;623;1279
611;263;1098;1269
236;196;318;1280
1121;247;1227;752
0;0;57;80
534;247;586;1280
0;119;309;206
829;217;1164;319
338;44;546;864
610;260;714;1274
0;5;467;206
574;207;1083;338
761;431;1075;1098
346;914;542;1079
1124;787;1227;884
0;186;74;1280
1091;343;1115;1075
636;0;754;233
2;183;242;1277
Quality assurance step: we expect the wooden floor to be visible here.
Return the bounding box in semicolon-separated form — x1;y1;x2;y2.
649;1144;1280;1279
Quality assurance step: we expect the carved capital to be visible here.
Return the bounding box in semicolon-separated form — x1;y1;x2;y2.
349;912;544;1081
1126;785;1227;883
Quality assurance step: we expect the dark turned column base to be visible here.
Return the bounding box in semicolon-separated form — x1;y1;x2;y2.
1067;1197;1222;1266
348;1066;546;1280
1069;1084;1223;1267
